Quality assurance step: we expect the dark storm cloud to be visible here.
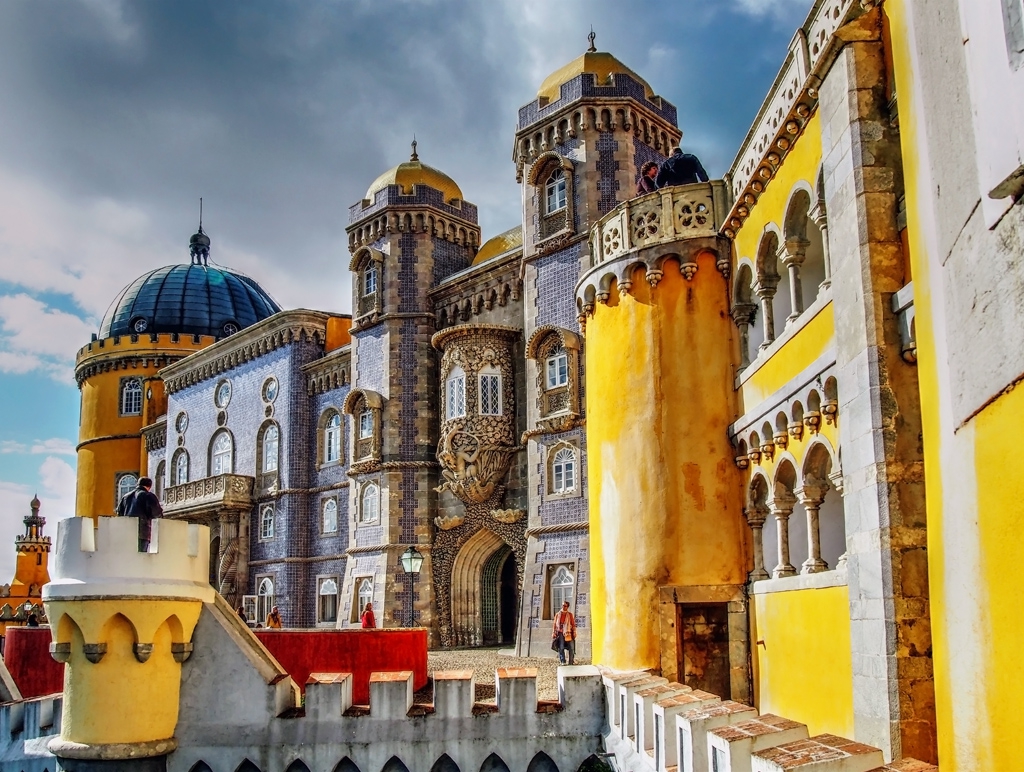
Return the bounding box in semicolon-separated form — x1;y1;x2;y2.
0;0;809;314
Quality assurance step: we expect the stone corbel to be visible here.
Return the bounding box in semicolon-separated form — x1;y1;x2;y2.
716;253;731;279
773;431;789;450
803;411;822;434
747;448;762;465
788;421;804;441
646;268;664;288
133;643;154;663
83;643;108;664
734;454;750;470
49;642;71;664
822;400;838;425
618;278;633;296
171;642;194;663
680;261;698;281
828;469;845;496
760;441;776;461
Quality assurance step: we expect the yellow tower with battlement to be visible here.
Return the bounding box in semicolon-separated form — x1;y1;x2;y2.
43;516;212;764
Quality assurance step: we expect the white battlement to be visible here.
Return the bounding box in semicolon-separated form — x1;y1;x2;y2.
43;517;214;602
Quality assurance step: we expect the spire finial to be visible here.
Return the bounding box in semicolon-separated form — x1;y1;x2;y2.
411;136;419;162
189;199;211;266
199;197;203;231
587;27;596;52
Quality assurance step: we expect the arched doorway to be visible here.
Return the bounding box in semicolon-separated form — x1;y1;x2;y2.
499;553;518;644
451;528;515;647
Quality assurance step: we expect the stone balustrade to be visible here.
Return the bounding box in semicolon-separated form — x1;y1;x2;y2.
163;473;254;518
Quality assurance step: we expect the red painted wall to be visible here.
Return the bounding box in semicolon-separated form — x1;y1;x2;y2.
256;628;428;703
3;627;63;699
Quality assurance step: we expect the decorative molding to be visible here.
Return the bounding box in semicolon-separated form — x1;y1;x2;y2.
163;474;254;519
491;509;525;524
142;419;167;452
249;553;349;566
434;514;465;531
524;521;590;537
76;354;189;387
347;206;481;253
303;348;351;396
76;433;139;451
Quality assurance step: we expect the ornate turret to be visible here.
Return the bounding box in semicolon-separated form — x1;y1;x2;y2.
17;495;50;552
0;497;51;633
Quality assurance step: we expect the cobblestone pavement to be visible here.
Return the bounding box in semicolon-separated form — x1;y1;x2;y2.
425;647;592;703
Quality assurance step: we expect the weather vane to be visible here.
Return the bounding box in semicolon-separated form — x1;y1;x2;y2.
411;135;419;161
588;27;596;52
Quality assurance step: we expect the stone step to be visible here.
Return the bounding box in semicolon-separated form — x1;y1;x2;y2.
751;734;884;772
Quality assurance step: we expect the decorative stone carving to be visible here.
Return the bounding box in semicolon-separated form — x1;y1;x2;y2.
163;474;254;519
680;261;698;281
491;509;525;524
434;514;466;531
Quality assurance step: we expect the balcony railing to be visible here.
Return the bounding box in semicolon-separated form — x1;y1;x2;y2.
164;473;254;518
588;182;729;268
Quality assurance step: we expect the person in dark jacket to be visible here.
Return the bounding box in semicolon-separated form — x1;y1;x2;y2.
656;147;709;188
116;477;163;552
636;161;659;195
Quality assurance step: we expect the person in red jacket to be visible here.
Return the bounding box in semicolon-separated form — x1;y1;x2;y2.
360;602;376;629
552;601;576;665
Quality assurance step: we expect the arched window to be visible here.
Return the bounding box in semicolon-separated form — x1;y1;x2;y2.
357;578;373;616
446;367;466;419
479;367;501;416
120;378;142;416
545;349;568;389
257;577;275;625
260;504;275;540
155;461;165;501
363;264;378;296
325;413;342;464
318;577;339;624
545;168;567;213
173;449;190;485
550;565;575;616
322;498;338;534
361;483;379;523
358;409;373;439
551;447;576;493
262;424;279;473
116;473;138;504
210;431;233;476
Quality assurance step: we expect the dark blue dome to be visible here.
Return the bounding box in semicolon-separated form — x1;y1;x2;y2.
99;264;282;340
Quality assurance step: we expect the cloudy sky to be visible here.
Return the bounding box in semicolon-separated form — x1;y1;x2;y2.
0;0;810;580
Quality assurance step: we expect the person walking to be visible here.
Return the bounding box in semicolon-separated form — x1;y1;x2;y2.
116;477;163;552
360;602;376;629
656;147;709;188
265;606;283;629
552;601;577;665
636;161;659;195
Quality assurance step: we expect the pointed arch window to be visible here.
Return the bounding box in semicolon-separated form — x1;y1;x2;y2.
545;168;567;213
549;565;575;619
318;577;339;624
361;483;380;523
262;424;279;473
325;413;342;463
120;378;143;416
446;367;466;419
322;498;338;534
210;431;233;476
355;577;373;622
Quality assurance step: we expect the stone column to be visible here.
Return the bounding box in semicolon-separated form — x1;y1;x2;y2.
818;24;935;761
754;276;779;350
767;485;797;579
809;202;832;289
731;303;758;368
744;505;770;582
781;237;809;322
796;479;829;574
216;513;241;609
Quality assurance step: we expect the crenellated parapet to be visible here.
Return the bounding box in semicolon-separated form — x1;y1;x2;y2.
74;331;213;386
43;517;213;763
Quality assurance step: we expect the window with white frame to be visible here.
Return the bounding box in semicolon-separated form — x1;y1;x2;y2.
355;577;373;621
546;351;569;389
361;483;379;523
262;424;279;473
259;504;275;540
155;462;165;501
479;369;501;416
359;409;373;439
322;498;338;534
116;473;138;505
120;378;143;416
363;264;378;296
545;168;567;213
318;577;339;624
256;577;275;625
173;449;189;485
324;413;342;463
446;367;466;419
551;447;577;494
210;431;233;476
549;565;575;619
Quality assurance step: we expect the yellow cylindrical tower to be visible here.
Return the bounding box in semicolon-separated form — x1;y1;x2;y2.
583;246;747;671
43;516;212;763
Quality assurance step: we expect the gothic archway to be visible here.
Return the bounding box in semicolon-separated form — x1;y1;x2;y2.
451;528;507;646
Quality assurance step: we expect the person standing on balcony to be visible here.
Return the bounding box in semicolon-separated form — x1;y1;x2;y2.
552;601;576;665
116;477;162;552
360;602;376;629
265;606;282;629
636;161;659;195
656;147;709;188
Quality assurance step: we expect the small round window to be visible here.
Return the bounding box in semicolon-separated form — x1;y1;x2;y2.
131;317;149;333
175;412;189;434
263;377;278;403
215;380;232;408
222;321;240;336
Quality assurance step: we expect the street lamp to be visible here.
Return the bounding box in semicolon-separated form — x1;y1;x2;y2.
399;546;424;627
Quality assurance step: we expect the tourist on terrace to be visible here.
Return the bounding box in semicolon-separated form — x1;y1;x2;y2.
636;161;659;195
115;476;163;552
656;147;709;188
553;601;576;665
265;606;282;629
361;602;376;629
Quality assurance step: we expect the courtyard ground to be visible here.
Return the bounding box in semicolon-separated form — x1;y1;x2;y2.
424;647;592;703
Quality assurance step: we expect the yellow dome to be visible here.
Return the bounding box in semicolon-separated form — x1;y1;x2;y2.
537;51;654;103
473;226;523;266
365;143;463;204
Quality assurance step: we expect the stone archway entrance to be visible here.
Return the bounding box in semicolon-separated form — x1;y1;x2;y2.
451;528;516;647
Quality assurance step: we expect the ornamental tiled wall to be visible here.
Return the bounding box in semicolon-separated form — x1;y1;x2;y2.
534;243;584;331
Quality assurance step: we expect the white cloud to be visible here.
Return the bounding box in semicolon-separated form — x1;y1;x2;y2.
0;456;76;583
0;440;27;454
30;438;76;456
732;0;810;18
0;292;95;381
